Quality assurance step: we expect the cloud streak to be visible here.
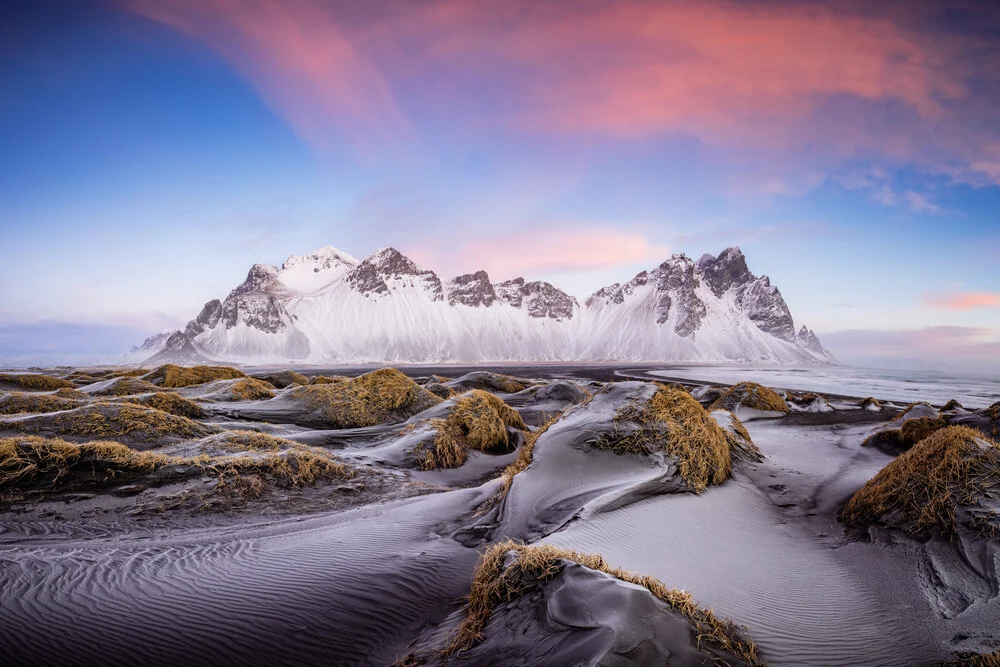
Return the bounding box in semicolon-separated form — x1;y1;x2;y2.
405;226;669;280
121;0;1000;184
925;292;1000;310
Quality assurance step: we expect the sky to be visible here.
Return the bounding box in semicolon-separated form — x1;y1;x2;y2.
1;0;999;369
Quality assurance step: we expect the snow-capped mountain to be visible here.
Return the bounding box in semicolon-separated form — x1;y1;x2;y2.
130;245;833;365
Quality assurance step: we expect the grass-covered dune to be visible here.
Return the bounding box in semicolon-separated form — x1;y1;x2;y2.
710;382;790;416
414;390;527;470
143;364;247;388
0;373;75;392
401;540;762;666
842;426;1000;539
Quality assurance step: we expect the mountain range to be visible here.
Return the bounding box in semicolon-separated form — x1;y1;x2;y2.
129;245;835;365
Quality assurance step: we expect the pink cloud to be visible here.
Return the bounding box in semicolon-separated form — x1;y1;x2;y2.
406;227;668;279
123;0;409;155
121;0;999;182
925;292;1000;310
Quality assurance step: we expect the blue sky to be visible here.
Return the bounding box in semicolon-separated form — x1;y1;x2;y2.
1;0;999;368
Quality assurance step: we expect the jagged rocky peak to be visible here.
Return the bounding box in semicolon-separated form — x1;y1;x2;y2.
281;245;358;272
231;264;281;298
145;331;204;364
797;325;825;353
495;277;579;320
130;329;178;354
447;270;497;307
696;246;753;297
347;247;444;301
185;299;222;336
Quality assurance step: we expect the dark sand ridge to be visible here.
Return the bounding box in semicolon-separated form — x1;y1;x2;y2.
2;365;998;665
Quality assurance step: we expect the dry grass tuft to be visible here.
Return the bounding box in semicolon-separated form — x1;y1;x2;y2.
710;382;790;414
144;364;246;388
442;540;762;665
0;393;80;416
941;399;964;411
861;416;948;452
307;375;348;385
215;430;296;452
0;435;171;488
597;386;737;492
453;372;533;394
4;402;214;441
859;397;881;410
719;411;764;464
255;370;309;388
292;368;441;428
107;368;150;378
92;377;164;396
416;391;527;470
842;426;1000;538
227;378;277;401
53;388;88;400
0;435;351;497
0;373;75;391
942;651;1000;667
119;392;206;419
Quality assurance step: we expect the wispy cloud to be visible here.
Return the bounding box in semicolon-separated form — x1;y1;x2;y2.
123;0;410;155
924;291;1000;310
405;226;669;280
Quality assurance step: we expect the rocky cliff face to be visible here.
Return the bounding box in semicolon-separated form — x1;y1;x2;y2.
134;244;832;364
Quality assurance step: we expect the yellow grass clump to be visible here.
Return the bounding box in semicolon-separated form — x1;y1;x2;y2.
441;540;762;665
92;377;164;396
292;368;441;428
943;651;1000;667
0;393;80;416
461;372;532;394
0;373;75;391
144;364;247;388
215;430;297;452
416;390;527;470
120;392;205;419
859;397;881;410
308;375;348;385
5;402;215;441
0;435;172;488
861;416;948;452
0;435;351;497
598;386;741;492
106;368;150;378
842;426;1000;538
941;399;964;411
227;378;276;401
53;388;88;400
710;382;790;413
255;370;309;388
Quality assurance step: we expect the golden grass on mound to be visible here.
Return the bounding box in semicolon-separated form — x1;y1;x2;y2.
0;393;80;416
942;651;1000;667
941;399;964;411
5;402;214;441
416;390;527;470
292;368;441;428
144;364;246;388
474;372;532;393
842;426;1000;538
307;375;348;385
53;387;88;400
0;435;351;497
0;435;171;488
106;368;150;378
861;416;948;452
215;430;296;452
255;370;309;388
859;397;881;410
0;373;75;391
598;386;738;492
442;540;762;665
92;377;164;396
120;392;205;419
228;378;276;401
710;382;789;413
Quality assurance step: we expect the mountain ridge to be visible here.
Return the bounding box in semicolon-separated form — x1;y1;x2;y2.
129;244;835;365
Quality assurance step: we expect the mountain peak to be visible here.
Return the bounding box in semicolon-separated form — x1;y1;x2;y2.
447;270;497;307
348;247;444;300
